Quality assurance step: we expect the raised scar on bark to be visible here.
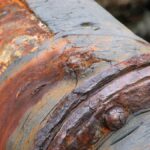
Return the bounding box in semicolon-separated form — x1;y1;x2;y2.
34;54;150;150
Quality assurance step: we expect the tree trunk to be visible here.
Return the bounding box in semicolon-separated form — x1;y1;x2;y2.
0;0;150;150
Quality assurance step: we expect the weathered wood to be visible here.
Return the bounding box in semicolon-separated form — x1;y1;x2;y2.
0;0;150;150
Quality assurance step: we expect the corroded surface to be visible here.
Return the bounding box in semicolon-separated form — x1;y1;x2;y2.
0;0;51;74
0;0;53;149
0;0;150;150
34;54;150;150
99;110;150;150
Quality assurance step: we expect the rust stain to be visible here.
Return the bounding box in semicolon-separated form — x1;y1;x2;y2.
0;0;52;75
100;127;110;135
0;49;62;150
0;33;102;149
61;46;101;77
0;0;27;9
32;54;150;150
0;1;150;150
12;0;28;9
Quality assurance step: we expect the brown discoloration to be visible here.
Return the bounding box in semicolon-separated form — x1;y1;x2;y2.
61;46;101;77
32;54;150;150
0;33;103;149
103;106;128;131
0;0;150;150
0;48;62;150
0;0;27;9
0;0;51;75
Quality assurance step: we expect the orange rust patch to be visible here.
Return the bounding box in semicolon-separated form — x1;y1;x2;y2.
60;46;101;77
0;0;10;8
100;127;111;135
12;0;28;9
0;34;102;149
0;49;63;150
0;0;27;9
0;0;52;75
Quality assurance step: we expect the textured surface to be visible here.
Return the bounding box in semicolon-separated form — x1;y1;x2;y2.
34;55;150;150
0;0;150;150
0;0;52;75
99;109;150;150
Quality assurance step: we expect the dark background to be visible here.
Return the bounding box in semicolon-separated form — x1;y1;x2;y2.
96;0;150;42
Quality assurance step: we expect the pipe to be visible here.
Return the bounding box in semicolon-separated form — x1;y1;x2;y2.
0;0;150;149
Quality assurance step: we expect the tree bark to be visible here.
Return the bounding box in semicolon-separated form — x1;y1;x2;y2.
0;0;150;150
